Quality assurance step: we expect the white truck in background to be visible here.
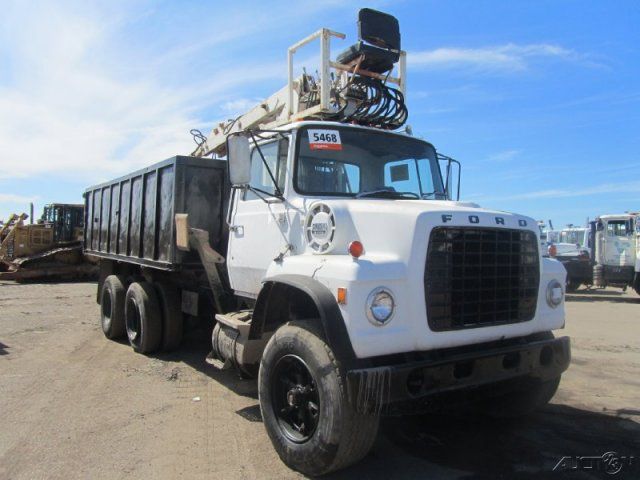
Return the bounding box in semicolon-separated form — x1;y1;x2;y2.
592;213;640;294
553;226;590;256
84;9;570;475
546;225;592;292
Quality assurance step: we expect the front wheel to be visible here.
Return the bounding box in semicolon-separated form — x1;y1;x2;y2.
258;320;379;476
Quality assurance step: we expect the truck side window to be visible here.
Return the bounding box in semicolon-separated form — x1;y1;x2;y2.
245;138;289;200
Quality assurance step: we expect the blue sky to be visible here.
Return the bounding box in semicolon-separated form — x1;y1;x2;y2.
0;0;638;229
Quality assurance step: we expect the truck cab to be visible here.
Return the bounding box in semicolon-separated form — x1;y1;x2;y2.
555;227;590;256
226;122;568;358
592;213;640;293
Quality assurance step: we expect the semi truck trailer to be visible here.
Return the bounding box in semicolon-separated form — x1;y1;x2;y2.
84;9;570;475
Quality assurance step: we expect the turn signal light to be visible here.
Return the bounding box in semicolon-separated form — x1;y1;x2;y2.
348;241;364;258
337;287;347;305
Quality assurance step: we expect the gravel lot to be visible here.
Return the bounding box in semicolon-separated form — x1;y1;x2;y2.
1;281;638;479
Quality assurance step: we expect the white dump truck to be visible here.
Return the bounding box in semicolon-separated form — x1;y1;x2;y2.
84;9;570;475
592;213;640;293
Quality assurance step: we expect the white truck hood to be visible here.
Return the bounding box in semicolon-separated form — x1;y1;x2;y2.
310;198;539;257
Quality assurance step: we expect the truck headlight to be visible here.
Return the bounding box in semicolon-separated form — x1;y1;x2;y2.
546;280;564;308
366;288;395;326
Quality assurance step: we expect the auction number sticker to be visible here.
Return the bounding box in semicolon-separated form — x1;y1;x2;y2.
308;129;342;151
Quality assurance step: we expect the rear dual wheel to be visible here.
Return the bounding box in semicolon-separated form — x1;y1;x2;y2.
100;274;183;353
100;275;126;339
123;281;184;353
125;281;162;354
155;282;183;352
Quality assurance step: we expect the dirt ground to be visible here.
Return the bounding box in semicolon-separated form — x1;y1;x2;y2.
0;281;638;480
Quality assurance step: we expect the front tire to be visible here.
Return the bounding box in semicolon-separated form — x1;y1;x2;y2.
125;281;162;354
258;320;379;476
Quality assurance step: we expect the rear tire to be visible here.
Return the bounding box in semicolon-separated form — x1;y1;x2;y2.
100;275;126;339
125;281;162;354
258;320;379;476
155;282;183;351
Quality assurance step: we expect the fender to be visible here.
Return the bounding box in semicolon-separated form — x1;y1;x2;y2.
250;274;358;367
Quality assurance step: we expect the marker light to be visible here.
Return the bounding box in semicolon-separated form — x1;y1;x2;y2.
337;288;347;305
348;241;364;258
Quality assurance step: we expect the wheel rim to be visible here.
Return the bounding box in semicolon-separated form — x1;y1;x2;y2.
125;297;141;346
270;354;320;443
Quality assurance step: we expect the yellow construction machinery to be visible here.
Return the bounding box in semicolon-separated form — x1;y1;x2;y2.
0;204;97;281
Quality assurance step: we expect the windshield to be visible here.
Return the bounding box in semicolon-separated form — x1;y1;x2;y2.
606;220;631;237
559;230;586;245
294;126;446;199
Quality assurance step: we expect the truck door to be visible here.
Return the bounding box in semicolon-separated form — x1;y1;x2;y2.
603;219;634;267
227;138;290;297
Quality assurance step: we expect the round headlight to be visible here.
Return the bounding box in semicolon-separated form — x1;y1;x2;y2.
546;280;564;308
366;288;395;326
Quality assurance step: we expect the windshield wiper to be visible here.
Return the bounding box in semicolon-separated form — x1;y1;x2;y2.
356;190;419;199
421;191;445;200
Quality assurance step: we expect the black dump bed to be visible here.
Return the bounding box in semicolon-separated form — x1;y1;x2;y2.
84;156;228;270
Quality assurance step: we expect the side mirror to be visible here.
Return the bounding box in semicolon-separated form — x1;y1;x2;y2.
227;135;251;186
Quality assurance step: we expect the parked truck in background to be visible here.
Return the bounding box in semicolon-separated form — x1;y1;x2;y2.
546;226;592;292
591;213;640;294
84;9;570;475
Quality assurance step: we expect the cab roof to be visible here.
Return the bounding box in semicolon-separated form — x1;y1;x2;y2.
597;213;637;221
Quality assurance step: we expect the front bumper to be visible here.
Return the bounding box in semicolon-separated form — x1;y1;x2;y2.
603;265;635;285
346;336;570;413
557;257;593;283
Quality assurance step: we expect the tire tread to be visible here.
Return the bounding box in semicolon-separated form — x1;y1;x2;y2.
260;320;378;475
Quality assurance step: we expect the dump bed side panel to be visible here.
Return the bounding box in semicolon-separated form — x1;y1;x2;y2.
83;156;228;270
